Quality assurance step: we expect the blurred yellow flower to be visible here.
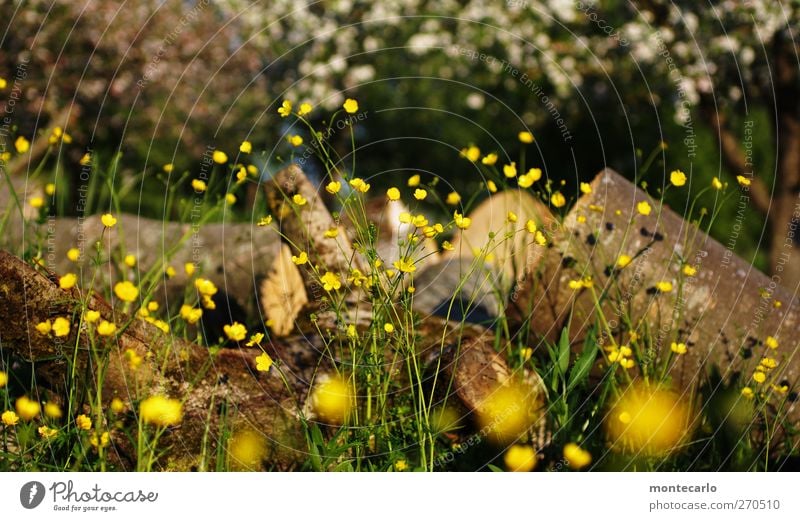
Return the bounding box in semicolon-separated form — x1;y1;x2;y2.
616;254;632;269
487;180;497;193
140;395;183;427
383;323;394;334
228;429;268;470
111;398;125;414
39;426;58;439
712;177;723;190
507;211;518;223
442;240;454;251
162;163;173;173
45;183;56;195
765;336;779;349
114;281;139;302
192;179;207;192
736;175;751;187
179;304;203;324
16;396;41;421
195;278;218;296
655;281;673;293
460;145;480;162
550;192;566;208
226;193;237;204
445;191;461;205
580;182;592;194
503;162;517;178
239;141;252;154
59;273;77;289
670;342;687;355
212;150;228;164
413;188;427;200
481;153;497;165
563;443;592;470
288;135;303;147
407;174;421;187
605;385;692;456
386;187;401;201
124;254;136;268
66;248;80;262
44;402;62;419
0;370;6;388
349;178;370;193
476;381;539;445
15;136;30;153
291;251;308;265
90;431;110;449
184;262;195;276
29;196;44;209
393;257;416;273
504;445;537;472
292;193;307;206
636;201;652;216
753;371;766;383
96;320;117;337
311;376;353;424
518;131;534;143
682;264;697;276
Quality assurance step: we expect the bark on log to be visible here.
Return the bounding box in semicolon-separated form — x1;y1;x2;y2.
509;169;799;424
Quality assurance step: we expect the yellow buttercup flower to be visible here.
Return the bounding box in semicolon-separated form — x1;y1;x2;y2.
292;193;307;206
670;169;686;187
15;396;41;421
85;310;100;323
39;426;58;439
454;211;471;230
224;322;248;342
441;240;454;251
324;227;339;238
563;443;592;470
518;131;534;143
712;177;723;190
616;254;632;269
15;136;30;154
246;333;265;347
29;196;44;209
507;211;518;223
192;179;207;192
343;98;359;114
239;141;252;154
393;257;416;273
96;320;116;337
212;150;228;164
194;278;218;296
52;317;70;337
45;183;55;195
407;174;421;187
413;188;427;200
655;281;673;293
44;402;62;419
460;145;480;162
386;187;401;201
66;248;80;262
76;414;92;431
257;215;273;226
114;281;139;302
486;180;497;193
476;381;539;445
481;153;497;165
0;370;7;388
35;320;52;335
179;305;203;324
326;181;341;194
255;352;273;373
503;162;517;178
736;175;751;187
311;376;353;424
670;342;687;355
550;192;566;208
320;271;342;291
765;336;779;349
291;251;308;265
504;445;537;472
278;99;292;117
349;178;370;193
2;410;19;426
184;262;195;276
59;273;77;290
525;220;537;234
741;387;754;399
90;431;110;449
298;102;313;116
101;213;117;228
445;191;461;205
580;182;592;194
682;264;697;276
636;201;652;216
124;254;136;267
383;323;394;334
226;193;237;204
162;163;173;173
140;395;183;427
288;135;303;147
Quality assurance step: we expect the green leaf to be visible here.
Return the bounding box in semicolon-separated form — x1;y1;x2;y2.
567;332;598;392
557;327;571;377
487;463;505;472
